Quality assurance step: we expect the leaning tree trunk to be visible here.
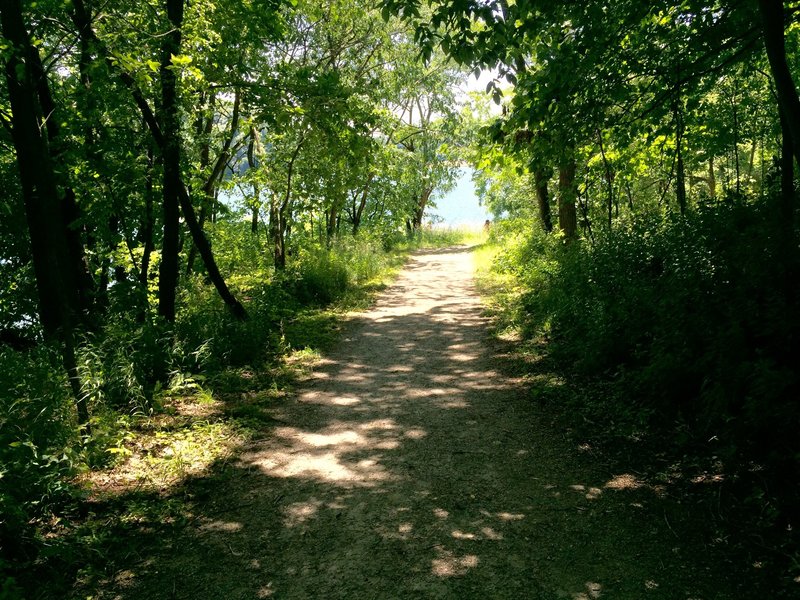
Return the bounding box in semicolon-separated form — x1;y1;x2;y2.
70;0;246;320
269;198;285;270
139;145;156;287
708;156;717;198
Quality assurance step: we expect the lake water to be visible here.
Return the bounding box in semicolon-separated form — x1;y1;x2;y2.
428;168;490;229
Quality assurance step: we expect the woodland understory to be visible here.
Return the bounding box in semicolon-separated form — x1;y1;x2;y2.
1;0;800;597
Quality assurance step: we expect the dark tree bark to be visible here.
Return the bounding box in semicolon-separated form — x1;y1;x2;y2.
534;168;554;233
708;156;717;198
269;198;284;270
1;0;90;428
596;130;615;228
27;6;95;316
157;0;184;322
248;126;261;234
177;185;246;319
779;105;795;233
186;94;215;273
558;158;578;240
352;174;374;235
759;0;800;168
411;186;433;231
272;137;304;270
676;131;687;215
188;91;240;272
69;0;246;320
139;145;155;287
326;197;346;244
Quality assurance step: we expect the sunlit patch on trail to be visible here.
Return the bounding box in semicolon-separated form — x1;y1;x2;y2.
359;419;397;431
291;429;364;447
570;484;603;500
283;499;323;527
200;520;243;533
431;547;479;577
496;511;525;521
242;420;411;485
440;398;469;409
256;583;275;598
481;526;503;540
451;530;476;540
604;473;642;490
572;581;603;599
329;395;360;406
404;428;427;439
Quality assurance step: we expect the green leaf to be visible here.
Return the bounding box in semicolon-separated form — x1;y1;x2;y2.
170;54;193;67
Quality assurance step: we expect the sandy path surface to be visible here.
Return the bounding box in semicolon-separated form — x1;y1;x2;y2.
104;247;750;599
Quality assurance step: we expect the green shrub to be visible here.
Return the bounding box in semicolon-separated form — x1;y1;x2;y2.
491;197;800;464
290;247;351;305
177;275;294;368
0;346;79;580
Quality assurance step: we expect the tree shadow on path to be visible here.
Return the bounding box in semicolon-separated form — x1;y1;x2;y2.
85;247;763;600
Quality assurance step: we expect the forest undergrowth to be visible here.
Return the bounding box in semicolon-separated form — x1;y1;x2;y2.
0;227;477;599
474;196;800;593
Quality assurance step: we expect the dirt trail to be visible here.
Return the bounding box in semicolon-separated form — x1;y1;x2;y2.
103;247;750;599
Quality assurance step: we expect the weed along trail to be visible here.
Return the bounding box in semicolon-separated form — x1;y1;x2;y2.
102;247;749;599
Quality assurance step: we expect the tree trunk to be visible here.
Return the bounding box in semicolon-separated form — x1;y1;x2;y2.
412;186;433;230
1;0;90;428
186;94;215;273
273;137;304;270
269;198;285;270
779;105;795;236
352;174;374;235
70;0;245;319
558;158;578;240
759;0;800;168
676;144;687;215
139;145;155;287
157;0;184;322
675;107;687;215
29;6;95;317
248;125;261;234
188;91;240;272
176;185;246;319
534;168;553;233
708;156;717;198
596;131;615;229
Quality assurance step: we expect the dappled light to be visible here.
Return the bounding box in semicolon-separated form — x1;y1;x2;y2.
572;581;603;599
605;474;643;491
71;247;773;599
431;547;480;577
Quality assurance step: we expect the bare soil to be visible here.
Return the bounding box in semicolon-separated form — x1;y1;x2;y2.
94;246;760;599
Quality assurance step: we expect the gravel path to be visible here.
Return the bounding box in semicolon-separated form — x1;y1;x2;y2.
104;247;752;599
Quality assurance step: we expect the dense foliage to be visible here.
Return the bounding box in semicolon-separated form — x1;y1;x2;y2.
3;0;800;594
0;0;466;593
